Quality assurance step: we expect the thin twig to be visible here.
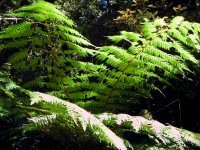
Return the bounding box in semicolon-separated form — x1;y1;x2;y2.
0;17;34;22
179;99;182;127
153;98;179;114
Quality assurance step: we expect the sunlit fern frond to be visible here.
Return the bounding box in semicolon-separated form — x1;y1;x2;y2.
21;92;129;150
93;16;199;110
96;113;200;150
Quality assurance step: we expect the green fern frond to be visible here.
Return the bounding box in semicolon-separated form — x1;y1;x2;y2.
121;31;141;42
8;1;73;25
168;29;192;47
99;46;133;62
0;21;32;39
108;35;124;43
141;18;157;39
56;25;84;37
0;71;26;99
8;49;29;64
1;39;30;49
173;41;198;63
0;1;199;114
95;17;199;109
150;37;172;50
169;16;184;29
0;1;98;95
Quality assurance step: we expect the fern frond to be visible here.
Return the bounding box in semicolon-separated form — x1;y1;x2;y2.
95;17;199;109
1;1;199;115
150;37;172;50
8;49;29;64
173;41;198;63
1;38;30;49
121;31;141;42
26;92;128;150
108;35;124;43
8;1;73;25
169;16;184;29
0;71;21;98
0;21;32;39
141;18;157;39
0;1;98;95
96;113;200;149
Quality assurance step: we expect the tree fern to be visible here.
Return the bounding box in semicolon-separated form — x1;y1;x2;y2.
1;2;200;149
0;2;199;113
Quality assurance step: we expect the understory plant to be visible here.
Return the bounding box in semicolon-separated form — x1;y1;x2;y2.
0;1;200;149
1;71;200;149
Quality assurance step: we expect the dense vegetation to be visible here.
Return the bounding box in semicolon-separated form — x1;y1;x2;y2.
0;0;200;149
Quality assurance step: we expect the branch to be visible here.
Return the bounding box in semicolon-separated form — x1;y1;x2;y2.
0;17;34;22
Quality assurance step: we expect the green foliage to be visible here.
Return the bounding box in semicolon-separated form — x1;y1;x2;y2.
24;92;128;150
0;71;127;149
0;71;22;99
1;72;200;149
0;2;200;149
94;16;199;110
0;1;99;102
0;2;199;114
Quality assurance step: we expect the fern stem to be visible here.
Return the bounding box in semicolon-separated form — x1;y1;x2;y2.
102;37;156;112
52;56;71;101
44;11;71;101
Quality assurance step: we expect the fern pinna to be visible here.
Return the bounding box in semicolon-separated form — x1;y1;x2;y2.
0;1;199;113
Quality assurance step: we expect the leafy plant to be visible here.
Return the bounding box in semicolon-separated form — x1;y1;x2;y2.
0;71;128;150
0;1;200;113
1;71;200;149
0;1;100;101
0;2;200;149
94;16;199;111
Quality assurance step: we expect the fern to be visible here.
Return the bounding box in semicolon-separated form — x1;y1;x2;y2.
1;70;200;149
0;71;19;98
94;16;199;110
0;72;128;149
96;113;200;150
0;1;99;102
0;2;199;113
0;2;200;149
27;92;128;149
